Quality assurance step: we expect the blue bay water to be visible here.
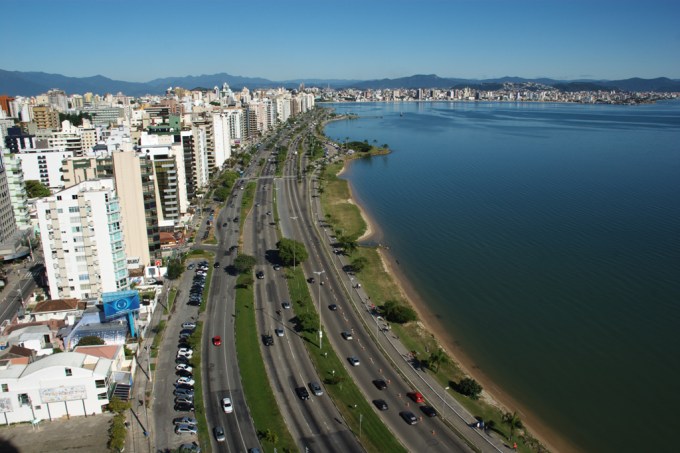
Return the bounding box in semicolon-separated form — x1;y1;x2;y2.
324;101;680;453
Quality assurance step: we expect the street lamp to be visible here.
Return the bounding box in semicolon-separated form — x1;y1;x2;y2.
313;270;325;349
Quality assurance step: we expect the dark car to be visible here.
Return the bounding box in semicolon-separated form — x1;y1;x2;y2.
174;402;195;412
176;369;193;378
295;386;310;400
399;411;418;425
263;335;274;346
175;356;191;365
420;405;437;417
373;399;388;411
372;379;387;390
214;262;220;268
256;271;265;279
328;304;338;311
307;277;315;284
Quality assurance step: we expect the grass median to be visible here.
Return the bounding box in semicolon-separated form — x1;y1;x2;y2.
187;321;210;450
234;273;297;452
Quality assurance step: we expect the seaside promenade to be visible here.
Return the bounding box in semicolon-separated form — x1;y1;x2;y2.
308;160;513;453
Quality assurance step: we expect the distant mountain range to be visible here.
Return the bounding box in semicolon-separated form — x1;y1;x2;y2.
1;69;679;97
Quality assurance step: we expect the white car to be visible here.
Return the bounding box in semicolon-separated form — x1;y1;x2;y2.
176;364;193;372
348;356;360;366
275;328;284;337
182;322;197;330
177;348;193;358
222;397;233;414
176;377;195;386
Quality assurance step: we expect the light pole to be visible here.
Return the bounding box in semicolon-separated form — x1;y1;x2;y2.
313;270;325;349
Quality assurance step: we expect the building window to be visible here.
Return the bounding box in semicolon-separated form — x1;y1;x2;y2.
35;405;41;410
1;384;8;392
65;368;72;376
95;379;106;388
97;392;107;400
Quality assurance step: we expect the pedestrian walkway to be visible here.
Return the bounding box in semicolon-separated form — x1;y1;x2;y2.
125;282;172;453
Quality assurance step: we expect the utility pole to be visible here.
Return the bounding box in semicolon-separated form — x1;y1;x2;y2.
313;270;325;349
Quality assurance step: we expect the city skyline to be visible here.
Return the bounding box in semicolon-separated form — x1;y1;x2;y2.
2;0;679;83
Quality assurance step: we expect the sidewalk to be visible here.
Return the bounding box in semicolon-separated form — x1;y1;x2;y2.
125;282;171;453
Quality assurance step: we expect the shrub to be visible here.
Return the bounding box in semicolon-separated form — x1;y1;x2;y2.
455;377;483;399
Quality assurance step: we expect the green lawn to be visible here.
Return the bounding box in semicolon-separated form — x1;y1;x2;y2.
234;273;297;452
187;321;210;451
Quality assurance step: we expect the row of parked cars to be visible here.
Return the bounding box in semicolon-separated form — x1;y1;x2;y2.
174;320;197;435
188;262;209;306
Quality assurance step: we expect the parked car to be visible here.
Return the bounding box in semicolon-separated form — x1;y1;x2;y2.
175;395;194;404
176;369;193;378
182;322;196;329
175;423;198;435
174;388;195;397
176;377;195;386
173;416;197;425
174;402;195;412
177;348;193;357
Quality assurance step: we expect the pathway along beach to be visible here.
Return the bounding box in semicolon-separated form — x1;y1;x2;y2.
339;155;577;453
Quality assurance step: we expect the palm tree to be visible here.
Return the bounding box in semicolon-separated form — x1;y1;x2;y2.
428;348;448;373
502;411;523;440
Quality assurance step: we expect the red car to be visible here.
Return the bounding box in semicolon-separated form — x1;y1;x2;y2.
212;336;222;346
407;391;424;403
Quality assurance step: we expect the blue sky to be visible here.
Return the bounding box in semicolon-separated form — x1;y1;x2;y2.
2;0;679;82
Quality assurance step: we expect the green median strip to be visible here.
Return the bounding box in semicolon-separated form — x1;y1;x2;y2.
187;321;210;451
235;273;297;452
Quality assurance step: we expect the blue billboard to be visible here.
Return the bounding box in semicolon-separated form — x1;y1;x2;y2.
102;290;140;320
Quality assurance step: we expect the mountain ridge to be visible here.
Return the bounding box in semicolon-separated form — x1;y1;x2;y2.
1;69;679;97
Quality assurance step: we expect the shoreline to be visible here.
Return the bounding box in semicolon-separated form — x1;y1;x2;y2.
339;156;577;453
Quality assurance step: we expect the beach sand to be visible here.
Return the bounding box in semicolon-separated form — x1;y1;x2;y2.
343;162;578;453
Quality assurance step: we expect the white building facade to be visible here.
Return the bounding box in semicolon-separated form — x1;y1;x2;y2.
36;179;129;300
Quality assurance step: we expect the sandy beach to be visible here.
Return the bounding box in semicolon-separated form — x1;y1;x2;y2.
342;160;578;453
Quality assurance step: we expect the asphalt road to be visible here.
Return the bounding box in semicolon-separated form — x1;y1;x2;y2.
276;116;485;452
242;130;362;452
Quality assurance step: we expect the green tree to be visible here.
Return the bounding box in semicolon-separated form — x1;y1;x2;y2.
25;180;51;198
502;411;523;440
456;377;483;399
296;312;318;333
236;274;254;289
381;300;417;324
350;256;368;273
427;348;448;373
77;335;105;346
107;396;131;413
338;235;358;255
166;258;183;280
234;254;256;274
213;186;229;202
276;238;308;267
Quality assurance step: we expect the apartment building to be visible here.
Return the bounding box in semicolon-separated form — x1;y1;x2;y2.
31;105;60;131
36;179;129;300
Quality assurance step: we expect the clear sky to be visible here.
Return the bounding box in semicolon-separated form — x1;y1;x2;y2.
2;0;679;82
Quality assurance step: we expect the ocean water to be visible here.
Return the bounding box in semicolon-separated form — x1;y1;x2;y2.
324;101;680;453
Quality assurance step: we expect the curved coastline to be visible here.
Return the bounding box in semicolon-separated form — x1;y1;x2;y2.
338;152;576;453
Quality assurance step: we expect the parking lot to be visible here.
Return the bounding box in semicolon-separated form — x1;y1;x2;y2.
0;412;113;452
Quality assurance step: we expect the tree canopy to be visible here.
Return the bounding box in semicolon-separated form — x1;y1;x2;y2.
276;238;308;267
25;180;51;198
234;254;257;274
166;258;183;280
455;377;483;400
381;300;417;324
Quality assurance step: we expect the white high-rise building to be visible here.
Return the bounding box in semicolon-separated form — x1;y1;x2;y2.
37;179;129;300
211;112;232;169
